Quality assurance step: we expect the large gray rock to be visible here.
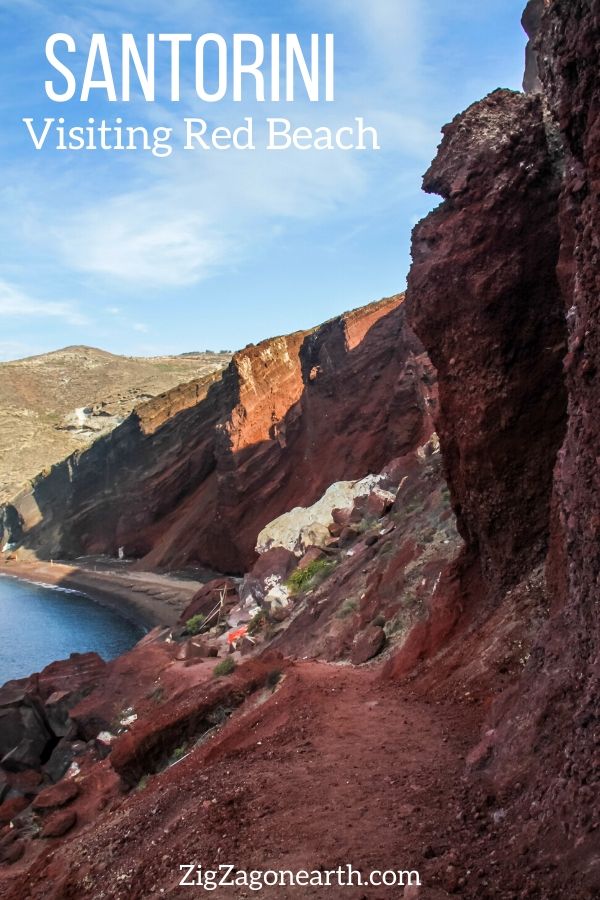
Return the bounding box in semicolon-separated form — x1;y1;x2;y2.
0;704;52;771
44;691;74;738
256;475;387;556
42;739;78;783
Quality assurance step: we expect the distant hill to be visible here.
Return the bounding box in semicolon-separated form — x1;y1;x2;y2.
0;346;232;502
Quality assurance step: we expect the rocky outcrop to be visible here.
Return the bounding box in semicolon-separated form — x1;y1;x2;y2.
3;297;434;574
485;0;600;884
0;652;107;833
402;3;599;894
255;473;392;556
522;0;546;93
408;89;567;600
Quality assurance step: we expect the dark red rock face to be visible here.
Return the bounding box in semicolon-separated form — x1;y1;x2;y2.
487;0;600;879
7;298;434;574
404;5;600;893
408;89;567;599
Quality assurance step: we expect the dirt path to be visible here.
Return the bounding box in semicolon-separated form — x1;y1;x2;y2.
1;661;480;899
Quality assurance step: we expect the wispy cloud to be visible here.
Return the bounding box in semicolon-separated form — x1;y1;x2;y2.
0;0;527;354
0;277;87;324
0;0;438;290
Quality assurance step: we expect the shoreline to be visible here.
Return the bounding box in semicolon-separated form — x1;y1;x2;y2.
0;559;203;631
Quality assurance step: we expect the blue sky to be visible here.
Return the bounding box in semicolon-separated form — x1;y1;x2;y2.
0;0;527;359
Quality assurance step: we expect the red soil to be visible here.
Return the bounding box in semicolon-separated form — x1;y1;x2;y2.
0;661;480;900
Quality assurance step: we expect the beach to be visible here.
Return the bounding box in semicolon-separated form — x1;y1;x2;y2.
0;557;204;630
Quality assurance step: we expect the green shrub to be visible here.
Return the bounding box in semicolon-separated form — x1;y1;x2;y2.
285;558;334;595
213;657;236;677
184;613;205;636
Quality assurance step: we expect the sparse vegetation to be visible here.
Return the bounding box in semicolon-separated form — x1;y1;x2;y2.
266;669;283;689
247;610;266;635
171;745;187;762
286;558;335;594
355;516;378;534
213;657;236;677
148;684;164;704
184;613;205;636
336;598;358;619
136;775;149;792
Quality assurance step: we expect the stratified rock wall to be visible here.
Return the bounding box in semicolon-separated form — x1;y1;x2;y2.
6;297;435;573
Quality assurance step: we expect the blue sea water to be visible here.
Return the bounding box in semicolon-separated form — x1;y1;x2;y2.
0;574;144;685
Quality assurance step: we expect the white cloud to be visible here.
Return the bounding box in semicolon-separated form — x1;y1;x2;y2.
0;0;451;296
57;198;231;286
0;278;87;324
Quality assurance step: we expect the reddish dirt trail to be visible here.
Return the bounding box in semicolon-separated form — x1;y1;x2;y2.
0;661;480;900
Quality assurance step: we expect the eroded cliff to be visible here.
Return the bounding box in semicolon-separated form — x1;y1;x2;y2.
3;297;433;574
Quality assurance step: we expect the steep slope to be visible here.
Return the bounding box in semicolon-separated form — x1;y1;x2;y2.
2;297;433;574
0;347;231;503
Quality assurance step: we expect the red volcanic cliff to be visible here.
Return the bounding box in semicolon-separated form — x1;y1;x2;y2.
404;2;599;894
408;89;567;598
1;6;599;898
5;297;434;574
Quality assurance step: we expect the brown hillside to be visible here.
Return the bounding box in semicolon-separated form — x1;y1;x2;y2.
0;346;231;502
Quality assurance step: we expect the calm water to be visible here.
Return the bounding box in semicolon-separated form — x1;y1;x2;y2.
0;575;144;684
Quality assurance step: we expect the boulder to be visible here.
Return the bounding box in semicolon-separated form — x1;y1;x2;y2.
2;730;51;773
225;606;254;627
297;547;327;569
0;706;39;761
36;653;106;703
0;838;25;865
41;808;77;838
44;690;75;738
0;773;8;804
179;578;238;625
331;507;353;527
255;474;386;556
351;626;386;665
33;780;79;812
175;638;211;662
0;797;29;826
364;487;396;519
250;547;297;581
43;740;76;783
297;523;331;553
239;548;297;609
